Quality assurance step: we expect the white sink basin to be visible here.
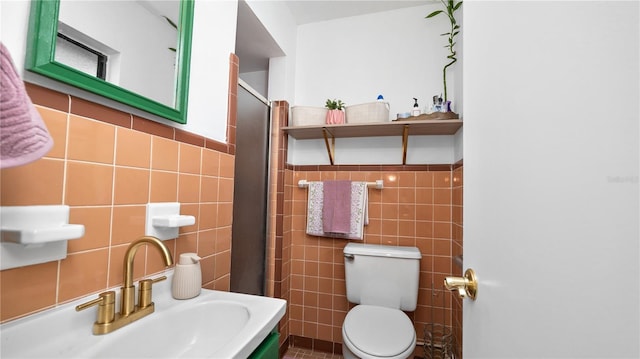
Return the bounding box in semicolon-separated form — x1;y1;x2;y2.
86;300;252;358
0;271;286;358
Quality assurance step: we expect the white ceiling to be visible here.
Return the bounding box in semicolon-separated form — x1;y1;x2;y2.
235;0;431;73
285;0;431;25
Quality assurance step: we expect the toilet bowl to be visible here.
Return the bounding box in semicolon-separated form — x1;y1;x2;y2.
342;305;416;359
341;243;422;359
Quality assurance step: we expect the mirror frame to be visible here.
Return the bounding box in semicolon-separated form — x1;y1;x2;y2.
25;0;193;124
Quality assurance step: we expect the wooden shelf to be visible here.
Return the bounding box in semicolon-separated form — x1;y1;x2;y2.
282;119;463;140
282;119;463;165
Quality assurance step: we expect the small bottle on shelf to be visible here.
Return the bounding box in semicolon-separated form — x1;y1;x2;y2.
412;98;421;116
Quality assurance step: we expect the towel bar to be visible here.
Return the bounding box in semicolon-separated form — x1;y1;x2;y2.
297;179;383;189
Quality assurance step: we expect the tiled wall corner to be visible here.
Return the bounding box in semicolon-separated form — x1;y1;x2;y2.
227;53;239;156
0;84;236;323
266;101;291;353
451;163;464;359
283;165;458;354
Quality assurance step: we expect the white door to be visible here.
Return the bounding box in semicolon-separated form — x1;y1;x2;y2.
462;1;639;358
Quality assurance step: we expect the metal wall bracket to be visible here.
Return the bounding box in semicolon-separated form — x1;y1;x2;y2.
322;128;335;165
402;124;409;165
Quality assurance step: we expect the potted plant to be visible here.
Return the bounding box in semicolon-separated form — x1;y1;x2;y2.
426;0;462;110
325;99;346;124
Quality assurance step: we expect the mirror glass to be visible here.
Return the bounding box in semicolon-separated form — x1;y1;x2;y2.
26;0;193;124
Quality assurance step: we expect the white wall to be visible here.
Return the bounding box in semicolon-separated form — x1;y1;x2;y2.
463;1;639;357
295;4;454;114
288;135;456;166
186;0;237;142
244;0;297;103
289;4;462;165
1;1;31;72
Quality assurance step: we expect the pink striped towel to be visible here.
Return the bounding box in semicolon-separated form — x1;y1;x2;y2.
306;181;368;240
322;180;352;234
1;42;53;169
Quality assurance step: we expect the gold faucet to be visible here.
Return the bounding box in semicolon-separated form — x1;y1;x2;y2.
76;236;174;335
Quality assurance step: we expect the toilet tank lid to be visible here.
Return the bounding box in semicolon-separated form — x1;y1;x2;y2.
344;243;422;259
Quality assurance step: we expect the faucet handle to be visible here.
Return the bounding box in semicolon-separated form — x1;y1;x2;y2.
75;291;116;324
138;276;166;309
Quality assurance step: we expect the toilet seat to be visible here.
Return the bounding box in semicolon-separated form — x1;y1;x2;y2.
343;305;416;358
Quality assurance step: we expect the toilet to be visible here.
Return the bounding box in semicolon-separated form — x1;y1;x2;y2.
342;243;422;359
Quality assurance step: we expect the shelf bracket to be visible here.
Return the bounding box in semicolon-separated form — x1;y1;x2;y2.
402;124;409;165
322;128;335;165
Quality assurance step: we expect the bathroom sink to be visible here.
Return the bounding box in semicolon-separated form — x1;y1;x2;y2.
87;300;251;358
0;271;286;358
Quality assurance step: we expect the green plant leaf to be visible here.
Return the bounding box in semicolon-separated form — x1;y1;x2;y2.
163;15;178;30
425;10;443;18
426;0;462;103
325;98;345;110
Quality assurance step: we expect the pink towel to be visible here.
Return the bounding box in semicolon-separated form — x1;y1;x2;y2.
322;180;352;234
0;42;53;169
306;181;368;240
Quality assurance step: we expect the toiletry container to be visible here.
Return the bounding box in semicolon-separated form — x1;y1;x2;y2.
172;253;202;299
412;98;421;116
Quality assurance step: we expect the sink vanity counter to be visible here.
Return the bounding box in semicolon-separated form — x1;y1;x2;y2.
0;270;286;358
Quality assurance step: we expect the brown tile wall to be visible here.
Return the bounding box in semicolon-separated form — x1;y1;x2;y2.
266;100;292;353
0;83;236;323
283;165;459;356
451;163;463;359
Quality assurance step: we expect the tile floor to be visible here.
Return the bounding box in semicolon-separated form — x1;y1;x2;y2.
282;347;344;359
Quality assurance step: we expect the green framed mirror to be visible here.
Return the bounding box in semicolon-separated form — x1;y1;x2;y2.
25;0;193;124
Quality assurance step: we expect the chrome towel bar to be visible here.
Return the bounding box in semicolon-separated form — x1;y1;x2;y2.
297;179;384;189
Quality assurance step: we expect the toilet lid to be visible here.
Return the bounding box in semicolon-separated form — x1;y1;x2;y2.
343;305;415;357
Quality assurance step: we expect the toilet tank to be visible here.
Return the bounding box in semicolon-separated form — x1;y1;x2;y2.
343;243;421;311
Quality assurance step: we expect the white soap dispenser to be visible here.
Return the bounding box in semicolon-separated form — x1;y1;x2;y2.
171;253;202;299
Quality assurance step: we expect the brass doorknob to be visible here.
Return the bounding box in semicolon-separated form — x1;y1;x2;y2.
444;268;478;300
